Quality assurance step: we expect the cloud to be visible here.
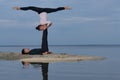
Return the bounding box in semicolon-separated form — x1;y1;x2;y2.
83;0;115;8
0;19;17;25
63;16;109;24
0;0;2;2
0;19;37;28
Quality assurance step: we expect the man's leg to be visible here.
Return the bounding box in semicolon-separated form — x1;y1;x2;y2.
41;29;49;52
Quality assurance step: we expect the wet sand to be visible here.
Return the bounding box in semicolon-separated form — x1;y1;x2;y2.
0;52;105;62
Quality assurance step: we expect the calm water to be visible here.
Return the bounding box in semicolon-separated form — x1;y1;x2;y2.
0;45;120;80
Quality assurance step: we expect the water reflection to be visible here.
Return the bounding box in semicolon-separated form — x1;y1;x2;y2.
21;61;48;80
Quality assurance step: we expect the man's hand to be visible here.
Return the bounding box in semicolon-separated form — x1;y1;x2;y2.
13;6;20;10
64;6;72;10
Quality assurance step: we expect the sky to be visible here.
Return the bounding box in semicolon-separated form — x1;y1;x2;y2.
0;0;120;45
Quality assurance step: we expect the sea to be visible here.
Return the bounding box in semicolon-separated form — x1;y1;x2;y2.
0;45;120;80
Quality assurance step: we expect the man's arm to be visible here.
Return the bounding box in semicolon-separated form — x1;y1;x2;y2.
29;49;43;55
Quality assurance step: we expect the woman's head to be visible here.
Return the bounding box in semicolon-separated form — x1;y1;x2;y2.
36;24;47;31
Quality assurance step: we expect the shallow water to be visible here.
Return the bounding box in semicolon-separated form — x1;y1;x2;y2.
0;45;120;80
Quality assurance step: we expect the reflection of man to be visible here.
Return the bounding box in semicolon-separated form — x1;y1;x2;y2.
21;62;49;80
21;29;51;55
41;63;48;80
13;6;71;31
31;63;49;80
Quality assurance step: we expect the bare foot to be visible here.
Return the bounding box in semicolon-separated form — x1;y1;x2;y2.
42;52;52;55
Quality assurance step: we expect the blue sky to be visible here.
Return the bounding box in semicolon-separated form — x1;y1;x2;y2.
0;0;120;45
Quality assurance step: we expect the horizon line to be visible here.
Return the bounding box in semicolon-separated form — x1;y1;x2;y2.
0;44;120;47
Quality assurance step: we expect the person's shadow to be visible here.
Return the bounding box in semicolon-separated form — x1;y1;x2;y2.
21;61;49;80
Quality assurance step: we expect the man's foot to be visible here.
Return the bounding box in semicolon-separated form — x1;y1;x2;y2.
42;23;52;30
47;23;52;27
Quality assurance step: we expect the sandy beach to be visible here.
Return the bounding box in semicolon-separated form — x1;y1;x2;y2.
0;52;105;63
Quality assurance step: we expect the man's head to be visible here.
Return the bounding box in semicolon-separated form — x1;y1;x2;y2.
36;25;46;31
22;48;30;54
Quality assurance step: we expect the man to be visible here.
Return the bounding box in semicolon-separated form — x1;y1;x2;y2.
21;29;50;55
13;6;71;31
21;29;50;69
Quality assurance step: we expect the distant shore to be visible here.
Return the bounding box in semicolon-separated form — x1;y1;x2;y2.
0;44;120;47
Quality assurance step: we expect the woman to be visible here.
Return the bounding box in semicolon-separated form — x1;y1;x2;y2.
13;6;71;31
